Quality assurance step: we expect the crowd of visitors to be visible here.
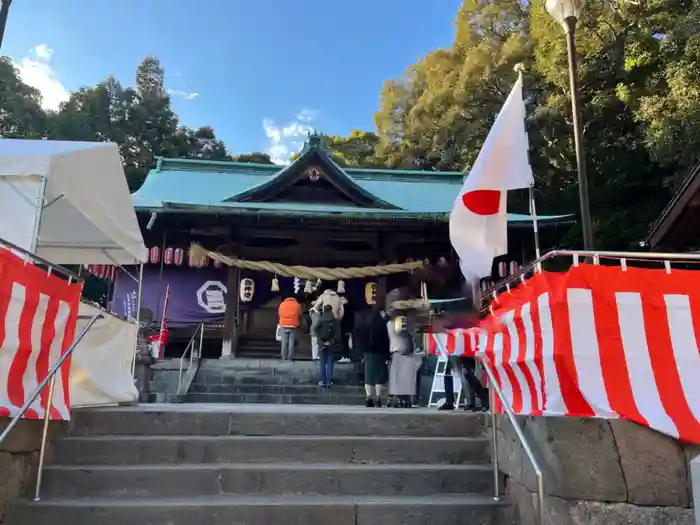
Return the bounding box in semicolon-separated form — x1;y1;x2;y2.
276;285;489;409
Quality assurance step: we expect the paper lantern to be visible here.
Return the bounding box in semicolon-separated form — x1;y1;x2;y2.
509;261;520;275
304;280;313;294
271;276;280;292
393;315;409;336
337;280;346;294
173;248;184;266
497;261;508;278
148;247;161;264
164;247;174;265
365;282;378;305
437;256;448;266
239;278;255;303
213;259;222;268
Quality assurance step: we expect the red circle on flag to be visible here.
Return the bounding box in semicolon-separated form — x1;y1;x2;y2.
461;189;502;216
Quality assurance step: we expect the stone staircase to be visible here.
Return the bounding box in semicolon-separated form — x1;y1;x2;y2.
9;404;512;524
184;359;366;405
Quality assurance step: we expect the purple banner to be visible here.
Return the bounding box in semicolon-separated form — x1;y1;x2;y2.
111;266;411;326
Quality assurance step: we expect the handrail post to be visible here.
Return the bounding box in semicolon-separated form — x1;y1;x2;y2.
481;357;545;525
34;374;56;501
198;322;204;359
490;385;499;500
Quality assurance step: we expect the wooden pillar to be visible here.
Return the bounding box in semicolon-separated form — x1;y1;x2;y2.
221;266;238;359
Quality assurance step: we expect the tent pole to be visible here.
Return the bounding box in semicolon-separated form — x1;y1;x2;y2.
131;262;144;378
29;176;47;254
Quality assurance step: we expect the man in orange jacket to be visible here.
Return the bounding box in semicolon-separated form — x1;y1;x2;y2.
278;295;301;360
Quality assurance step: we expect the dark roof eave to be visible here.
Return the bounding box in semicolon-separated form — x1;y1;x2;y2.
136;204;575;227
646;160;700;247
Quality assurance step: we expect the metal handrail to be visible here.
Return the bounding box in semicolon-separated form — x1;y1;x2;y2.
0;313;102;501
0;237;83;283
481;356;544;525
486;249;700;300
177;322;204;394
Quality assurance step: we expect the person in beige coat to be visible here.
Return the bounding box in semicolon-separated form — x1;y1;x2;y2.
312;289;345;321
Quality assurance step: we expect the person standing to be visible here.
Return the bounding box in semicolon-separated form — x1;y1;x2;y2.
314;304;340;387
387;316;422;408
354;305;390;407
278;295;301;361
339;298;354;363
309;303;321;360
439;356;488;411
313;289;345;321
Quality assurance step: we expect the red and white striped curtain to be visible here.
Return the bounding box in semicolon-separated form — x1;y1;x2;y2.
0;249;82;420
432;264;700;444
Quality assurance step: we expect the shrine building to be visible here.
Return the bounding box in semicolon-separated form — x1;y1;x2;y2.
110;134;572;359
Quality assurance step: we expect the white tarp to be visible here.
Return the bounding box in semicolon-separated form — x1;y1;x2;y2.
70;302;138;408
0;139;147;264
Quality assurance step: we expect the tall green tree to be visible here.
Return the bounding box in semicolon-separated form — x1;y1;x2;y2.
0;57;46;137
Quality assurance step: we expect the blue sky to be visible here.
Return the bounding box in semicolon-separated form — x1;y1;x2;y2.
4;0;461;163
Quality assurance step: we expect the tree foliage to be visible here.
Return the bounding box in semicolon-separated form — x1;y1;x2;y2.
3;0;700;252
0;55;269;190
326;0;698;250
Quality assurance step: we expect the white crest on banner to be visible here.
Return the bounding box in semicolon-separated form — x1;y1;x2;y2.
196;281;227;314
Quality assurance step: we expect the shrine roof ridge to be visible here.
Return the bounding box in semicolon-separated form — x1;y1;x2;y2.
154;156;466;182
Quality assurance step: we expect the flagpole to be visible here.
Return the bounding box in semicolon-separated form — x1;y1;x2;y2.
529;186;542;259
513;63;542;263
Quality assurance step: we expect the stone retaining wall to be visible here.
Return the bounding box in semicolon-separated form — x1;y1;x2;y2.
0;419;68;523
496;415;698;524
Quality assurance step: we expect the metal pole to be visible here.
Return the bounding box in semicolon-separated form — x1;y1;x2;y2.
198;321;204;359
490;384;499;500
564;16;594;251
30;176;48;255
34;374;56;501
131;263;144;377
529;186;541;259
0;0;12;52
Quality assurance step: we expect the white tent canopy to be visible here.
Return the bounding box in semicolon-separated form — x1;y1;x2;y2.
0;139;147;265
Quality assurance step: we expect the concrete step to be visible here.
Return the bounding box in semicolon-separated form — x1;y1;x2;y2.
69;406;486;438
9;494;513;525
52;435;491;466
189;383;364;395
40;463;494;499
184;392;367;405
195;361;360;386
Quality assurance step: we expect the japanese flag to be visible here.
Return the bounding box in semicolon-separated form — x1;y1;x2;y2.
449;75;533;281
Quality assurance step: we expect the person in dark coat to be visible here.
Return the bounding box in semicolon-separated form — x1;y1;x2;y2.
353;304;390;407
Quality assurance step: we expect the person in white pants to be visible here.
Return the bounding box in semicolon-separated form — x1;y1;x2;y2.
309;305;321;360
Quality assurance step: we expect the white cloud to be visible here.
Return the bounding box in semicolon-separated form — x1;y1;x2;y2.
263;109;318;164
14;45;69;111
168;89;200;100
296;107;318;122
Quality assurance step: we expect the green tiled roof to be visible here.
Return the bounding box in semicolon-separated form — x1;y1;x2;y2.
132;145;572;225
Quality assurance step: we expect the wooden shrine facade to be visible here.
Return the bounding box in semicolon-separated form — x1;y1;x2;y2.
112;134;572;359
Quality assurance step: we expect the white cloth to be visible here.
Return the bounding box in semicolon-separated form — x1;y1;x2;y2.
0;139;147;264
311;335;319;360
70;302;139;407
449;75;534;281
